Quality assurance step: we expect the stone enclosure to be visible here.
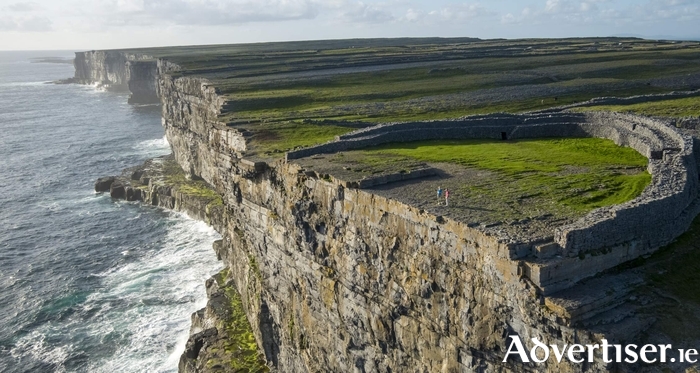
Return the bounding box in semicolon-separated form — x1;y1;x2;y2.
75;46;700;372
287;111;700;294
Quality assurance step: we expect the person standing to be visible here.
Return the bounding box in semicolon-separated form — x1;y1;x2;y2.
445;188;450;206
437;186;443;204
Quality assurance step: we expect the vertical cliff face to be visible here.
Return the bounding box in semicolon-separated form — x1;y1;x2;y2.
73;51;159;104
74;51;130;88
158;62;246;181
127;60;159;104
154;69;616;373
83;50;700;373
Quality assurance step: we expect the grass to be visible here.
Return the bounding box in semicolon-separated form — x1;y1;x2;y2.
247;122;357;156
218;61;678;126
216;270;269;372
118;37;700;155
207;195;224;208
160;158;222;200
572;96;700;118
358;138;650;212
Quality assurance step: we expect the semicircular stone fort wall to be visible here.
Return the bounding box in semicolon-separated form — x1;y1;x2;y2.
75;50;700;372
286;111;699;294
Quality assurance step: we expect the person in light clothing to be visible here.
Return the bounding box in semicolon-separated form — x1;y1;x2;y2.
437;186;443;204
445;188;450;206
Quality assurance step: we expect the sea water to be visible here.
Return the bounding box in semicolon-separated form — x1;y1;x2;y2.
0;51;221;373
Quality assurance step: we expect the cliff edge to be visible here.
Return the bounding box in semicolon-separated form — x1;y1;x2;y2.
78;39;700;372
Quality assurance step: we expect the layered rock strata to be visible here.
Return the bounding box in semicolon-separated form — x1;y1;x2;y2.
95;156;269;372
84;49;700;372
286;111;699;294
156;76;700;371
73;51;159;103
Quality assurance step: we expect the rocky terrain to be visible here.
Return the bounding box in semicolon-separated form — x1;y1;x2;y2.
80;38;700;372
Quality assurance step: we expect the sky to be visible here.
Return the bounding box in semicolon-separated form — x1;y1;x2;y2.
0;0;699;51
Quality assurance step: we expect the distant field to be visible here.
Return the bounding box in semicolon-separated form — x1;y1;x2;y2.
573;96;700;118
119;37;700;155
218;49;698;127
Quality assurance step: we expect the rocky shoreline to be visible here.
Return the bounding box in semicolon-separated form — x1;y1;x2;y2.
95;155;269;373
78;41;700;372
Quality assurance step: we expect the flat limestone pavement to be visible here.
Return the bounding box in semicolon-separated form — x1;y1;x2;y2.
80;38;700;373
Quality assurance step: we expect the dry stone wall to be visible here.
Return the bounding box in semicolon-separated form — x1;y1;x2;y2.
151;65;609;372
541;89;700;112
286;111;698;295
76;50;700;372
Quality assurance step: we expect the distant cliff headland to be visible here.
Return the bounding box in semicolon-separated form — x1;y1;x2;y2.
74;37;700;372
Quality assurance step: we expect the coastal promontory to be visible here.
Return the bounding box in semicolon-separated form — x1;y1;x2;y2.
79;37;700;372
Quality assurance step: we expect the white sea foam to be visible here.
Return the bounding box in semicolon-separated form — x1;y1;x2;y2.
83;213;221;373
36;201;61;212
10;331;70;373
133;136;170;158
90;82;107;92
10;212;221;373
1;53;202;373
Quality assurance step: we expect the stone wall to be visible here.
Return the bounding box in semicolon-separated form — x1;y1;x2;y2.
541;89;700;112
80;50;700;372
317;167;439;189
285;111;698;295
153;66;663;371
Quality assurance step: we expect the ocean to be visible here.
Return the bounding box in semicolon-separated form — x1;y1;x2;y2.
0;51;221;372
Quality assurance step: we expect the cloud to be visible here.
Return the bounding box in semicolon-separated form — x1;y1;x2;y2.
431;3;494;21
115;0;145;13
501;12;516;24
0;15;52;31
501;0;624;25
0;1;52;32
516;0;700;27
403;8;422;22
70;0;322;28
19;15;52;31
400;3;495;24
158;0;320;25
4;0;698;43
339;1;394;24
6;2;38;12
633;0;700;22
665;0;692;5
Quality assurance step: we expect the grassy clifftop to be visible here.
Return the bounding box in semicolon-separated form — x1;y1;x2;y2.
114;37;700;156
297;138;650;226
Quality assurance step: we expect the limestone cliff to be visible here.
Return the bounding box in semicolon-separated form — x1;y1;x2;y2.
153;61;620;373
94;156;268;372
73;51;159;104
84;49;700;373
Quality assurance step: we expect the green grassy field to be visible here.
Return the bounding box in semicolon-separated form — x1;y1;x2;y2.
116;37;700;155
355;138;650;213
218;49;696;124
247;122;359;156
